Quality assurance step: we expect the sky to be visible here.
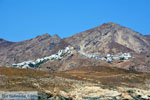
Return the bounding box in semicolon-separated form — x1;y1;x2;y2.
0;0;150;42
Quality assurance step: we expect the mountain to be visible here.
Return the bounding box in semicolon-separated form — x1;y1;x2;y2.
65;22;150;54
0;22;150;72
0;33;68;66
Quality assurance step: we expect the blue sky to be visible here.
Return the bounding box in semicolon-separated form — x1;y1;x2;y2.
0;0;150;42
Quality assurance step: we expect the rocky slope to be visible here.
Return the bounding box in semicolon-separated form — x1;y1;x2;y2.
0;33;68;66
65;22;150;54
0;22;150;72
0;38;14;49
12;46;136;72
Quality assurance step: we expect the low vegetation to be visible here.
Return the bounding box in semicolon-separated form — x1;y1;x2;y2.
0;66;150;99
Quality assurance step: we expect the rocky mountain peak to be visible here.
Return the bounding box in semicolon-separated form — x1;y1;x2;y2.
100;22;119;27
97;22;125;33
65;22;150;54
41;33;51;37
52;34;60;39
35;33;51;40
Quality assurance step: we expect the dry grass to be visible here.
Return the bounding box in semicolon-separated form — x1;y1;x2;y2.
54;66;150;89
0;67;49;78
0;66;150;92
0;67;73;92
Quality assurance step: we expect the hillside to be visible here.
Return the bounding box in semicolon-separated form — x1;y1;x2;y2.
0;34;68;66
65;22;150;54
0;22;150;73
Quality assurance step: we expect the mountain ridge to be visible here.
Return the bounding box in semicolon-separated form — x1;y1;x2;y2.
65;22;150;54
0;34;68;66
0;22;150;72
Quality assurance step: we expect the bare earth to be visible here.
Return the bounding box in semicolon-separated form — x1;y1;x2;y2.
0;66;150;100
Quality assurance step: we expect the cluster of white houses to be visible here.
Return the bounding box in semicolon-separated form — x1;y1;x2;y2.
79;51;133;63
12;47;72;68
12;46;133;68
